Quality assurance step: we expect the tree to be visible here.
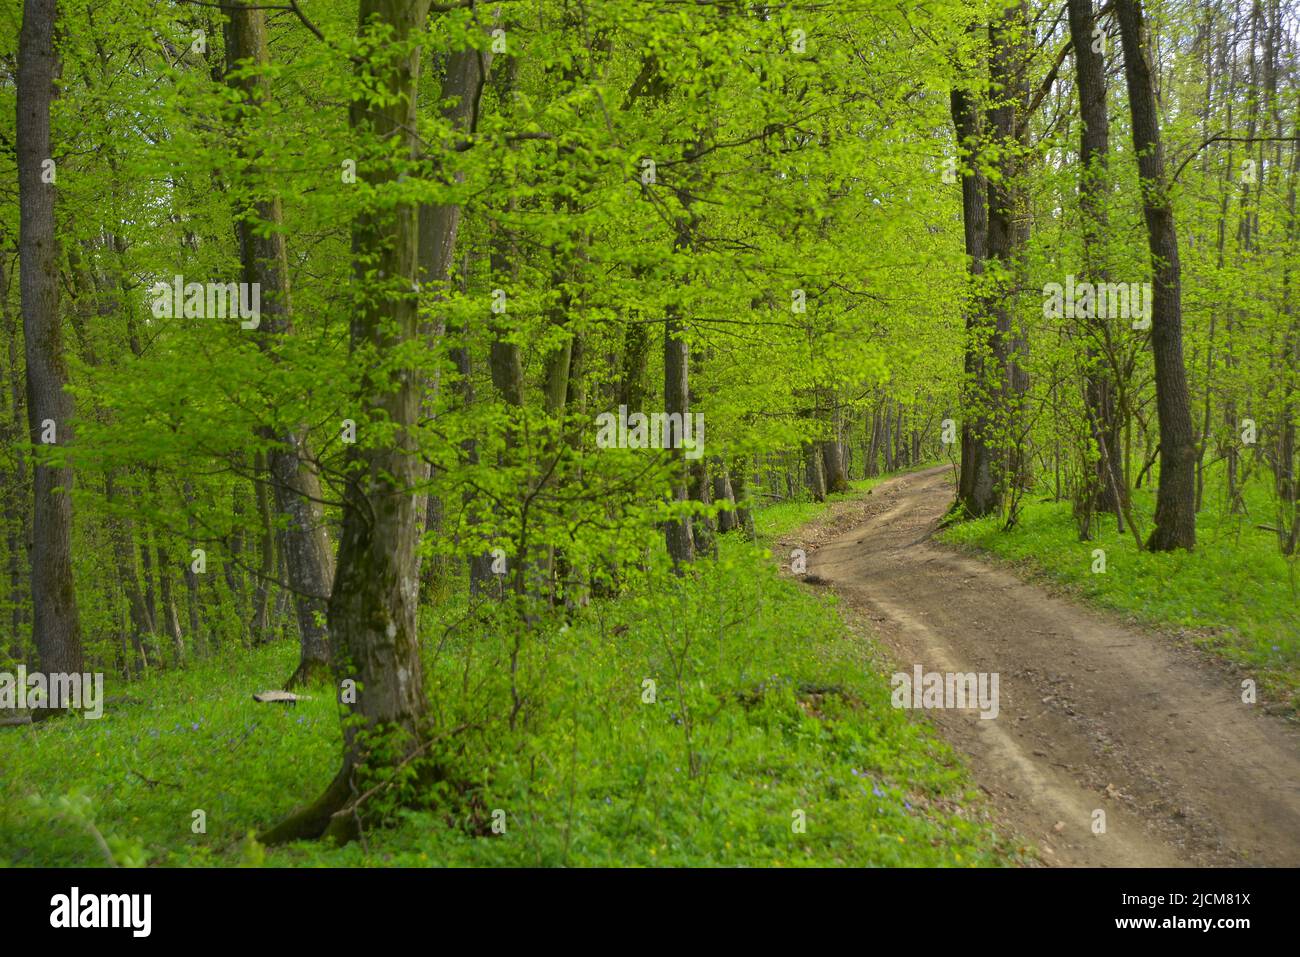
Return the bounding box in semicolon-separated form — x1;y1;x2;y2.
17;0;83;681
1115;0;1198;550
262;0;435;843
984;1;1031;518
1066;0;1124;522
950;82;996;516
223;0;335;688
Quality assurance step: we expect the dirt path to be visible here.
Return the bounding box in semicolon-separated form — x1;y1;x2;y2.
786;465;1300;867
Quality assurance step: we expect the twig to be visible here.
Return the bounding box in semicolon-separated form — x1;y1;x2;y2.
1172;133;1299;184
130;768;183;791
329;722;476;820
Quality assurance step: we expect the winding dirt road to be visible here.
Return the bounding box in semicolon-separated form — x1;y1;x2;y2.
788;466;1300;866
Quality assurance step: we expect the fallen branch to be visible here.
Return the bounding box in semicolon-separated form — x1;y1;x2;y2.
129;769;182;791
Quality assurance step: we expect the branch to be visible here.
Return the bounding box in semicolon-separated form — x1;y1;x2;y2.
1025;37;1073;121
173;0;327;46
287;0;325;44
1025;2;1114;121
1172;133;1299;184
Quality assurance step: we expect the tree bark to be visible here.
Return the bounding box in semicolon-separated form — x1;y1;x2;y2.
713;465;737;533
18;0;83;679
950;86;997;516
1;254;31;664
224;1;335;685
865;403;881;477
1276;126;1299;552
262;0;435;845
148;471;184;663
803;441;827;501
983;5;1027;511
689;460;715;557
663;309;695;565
180;479;205;655
731;455;755;538
1116;0;1197;550
881;397;895;472
249;452;274;645
1067;0;1122;517
417;42;494;598
104;473;152;676
820;439;847;493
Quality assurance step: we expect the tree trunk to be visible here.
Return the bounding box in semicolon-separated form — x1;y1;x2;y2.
803;441;827;501
418;39;493;599
155;541;185;665
893;406;907;467
1198;17;1236;512
224;1;335;685
713;465;737;533
820;439;847;493
983;5;1026;510
18;0;83;681
1223;3;1265;513
1067;0;1122;517
148;472;184;663
180;479;205;654
865;403;881;477
140;525;158;631
663;310;695;565
732;456;756;538
262;0;435;846
449;305;497;597
105;473;152;676
1116;0;1197;551
689;460;716;557
1276;126;1299;551
249;452;274;645
950;86;997;516
1;255;31;664
619;313;650;412
225;477;248;637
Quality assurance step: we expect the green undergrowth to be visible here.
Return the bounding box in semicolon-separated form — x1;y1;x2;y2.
1;486;1012;867
940;461;1299;714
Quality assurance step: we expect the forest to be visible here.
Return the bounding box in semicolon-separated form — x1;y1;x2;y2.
1;0;1298;872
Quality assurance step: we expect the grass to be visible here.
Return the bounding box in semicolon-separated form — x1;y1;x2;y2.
27;451;1288;868
939;460;1300;715
0;486;1014;867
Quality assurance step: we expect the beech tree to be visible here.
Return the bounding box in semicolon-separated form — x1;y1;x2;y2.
223;0;335;687
17;0;83;681
262;0;435;843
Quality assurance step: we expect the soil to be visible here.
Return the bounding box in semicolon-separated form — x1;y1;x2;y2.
782;465;1300;866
